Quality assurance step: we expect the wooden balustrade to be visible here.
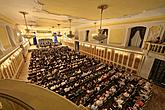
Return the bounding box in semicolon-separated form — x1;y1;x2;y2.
0;42;29;79
80;42;144;74
144;42;165;55
61;40;144;74
62;39;75;50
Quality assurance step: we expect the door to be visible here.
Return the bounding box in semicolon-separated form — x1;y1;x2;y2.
149;59;165;87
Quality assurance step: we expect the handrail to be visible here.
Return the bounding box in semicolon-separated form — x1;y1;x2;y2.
62;39;144;74
62;39;144;55
145;41;165;46
81;41;143;54
0;46;20;64
0;41;28;64
0;93;34;110
0;79;81;110
144;41;165;55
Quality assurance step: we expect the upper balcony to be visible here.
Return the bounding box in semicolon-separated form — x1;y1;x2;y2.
143;41;165;57
0;79;86;110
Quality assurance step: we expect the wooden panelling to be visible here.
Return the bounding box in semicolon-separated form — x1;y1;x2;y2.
134;58;141;69
128;54;134;67
114;53;118;62
144;42;165;55
118;54;123;64
123;55;128;65
0;42;29;79
111;50;115;61
106;50;111;63
62;40;144;74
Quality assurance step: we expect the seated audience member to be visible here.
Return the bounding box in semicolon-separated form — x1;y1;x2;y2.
28;46;152;110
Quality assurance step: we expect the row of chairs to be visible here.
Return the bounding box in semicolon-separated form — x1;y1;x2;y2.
27;46;152;110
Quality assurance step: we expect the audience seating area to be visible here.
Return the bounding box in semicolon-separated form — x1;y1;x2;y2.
38;39;53;47
38;38;62;48
62;40;144;75
0;42;29;79
28;46;152;110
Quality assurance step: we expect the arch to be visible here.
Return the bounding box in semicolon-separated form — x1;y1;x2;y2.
6;25;16;47
128;26;146;48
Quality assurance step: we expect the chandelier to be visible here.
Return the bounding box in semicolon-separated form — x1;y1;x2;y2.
67;19;74;38
93;4;108;41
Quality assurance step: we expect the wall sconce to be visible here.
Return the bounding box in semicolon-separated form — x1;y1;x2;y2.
17;32;20;36
115;50;119;53
96;46;105;50
10;56;15;60
3;65;7;69
135;55;142;59
84;44;90;47
92;45;95;48
123;52;128;56
6;62;10;66
119;51;123;55
107;49;111;52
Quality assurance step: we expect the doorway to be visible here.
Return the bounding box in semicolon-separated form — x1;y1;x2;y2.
128;26;146;48
149;59;165;87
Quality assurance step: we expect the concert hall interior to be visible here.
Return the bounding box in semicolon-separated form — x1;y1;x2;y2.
0;0;165;110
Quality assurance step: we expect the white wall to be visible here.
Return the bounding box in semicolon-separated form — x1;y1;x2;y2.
76;20;165;48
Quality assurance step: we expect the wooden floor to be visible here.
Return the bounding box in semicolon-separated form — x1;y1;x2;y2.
18;52;165;110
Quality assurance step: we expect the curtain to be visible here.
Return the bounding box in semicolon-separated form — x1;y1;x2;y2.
6;26;16;47
103;29;108;35
128;26;146;48
131;31;142;47
85;30;89;42
139;28;146;47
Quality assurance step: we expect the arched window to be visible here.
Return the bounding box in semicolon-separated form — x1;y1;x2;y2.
6;25;16;47
85;30;90;42
128;26;146;48
0;25;11;49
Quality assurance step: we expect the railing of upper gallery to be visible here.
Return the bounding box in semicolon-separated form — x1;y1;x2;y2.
0;93;34;110
61;39;144;75
0;41;29;79
0;80;85;110
62;39;75;49
143;41;165;55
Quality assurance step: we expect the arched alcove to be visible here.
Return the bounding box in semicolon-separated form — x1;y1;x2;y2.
85;30;90;42
0;41;4;55
0;25;11;49
12;29;21;44
128;26;146;48
6;25;16;47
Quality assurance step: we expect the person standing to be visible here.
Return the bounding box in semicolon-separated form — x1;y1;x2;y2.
33;32;37;45
53;32;58;44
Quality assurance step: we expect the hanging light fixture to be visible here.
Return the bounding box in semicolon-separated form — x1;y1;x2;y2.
67;19;74;38
19;11;29;33
57;24;62;37
93;4;108;41
19;11;34;39
92;22;98;37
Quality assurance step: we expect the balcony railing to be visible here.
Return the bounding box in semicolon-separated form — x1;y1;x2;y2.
143;41;165;55
61;40;144;75
0;42;29;79
0;79;86;110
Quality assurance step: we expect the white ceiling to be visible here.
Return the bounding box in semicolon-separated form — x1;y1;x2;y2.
0;0;165;31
